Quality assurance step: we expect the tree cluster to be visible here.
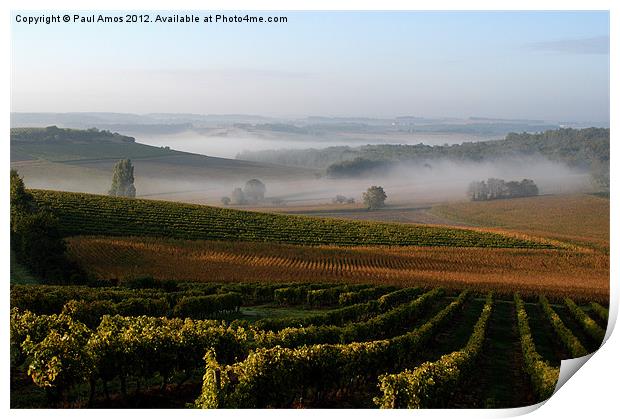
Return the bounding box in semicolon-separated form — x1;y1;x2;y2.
332;195;355;204
467;178;539;201
222;179;266;205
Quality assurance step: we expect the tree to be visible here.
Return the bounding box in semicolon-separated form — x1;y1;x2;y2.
519;179;539;197
10;170;84;283
109;159;136;198
332;195;347;204
243;179;266;202
231;188;246;205
362;186;387;210
10;170;34;229
467;181;488;201
12;211;67;280
486;178;506;200
221;197;231;206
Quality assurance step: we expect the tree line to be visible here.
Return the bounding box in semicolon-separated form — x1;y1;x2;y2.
467;178;539;201
11;126;136;143
221;179;267;205
236;128;609;190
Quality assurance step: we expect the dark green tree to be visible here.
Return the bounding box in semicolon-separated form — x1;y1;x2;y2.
10;170;34;227
109;159;136;198
362;186;387;210
10;170;83;283
12;211;67;279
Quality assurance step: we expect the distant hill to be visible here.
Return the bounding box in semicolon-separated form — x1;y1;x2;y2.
238;128;609;181
10;126;314;199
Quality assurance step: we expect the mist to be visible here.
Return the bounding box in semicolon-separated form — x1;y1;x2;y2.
232;156;592;206
29;156;590;207
135;129;497;159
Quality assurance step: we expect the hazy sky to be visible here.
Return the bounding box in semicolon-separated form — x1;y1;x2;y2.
11;11;609;122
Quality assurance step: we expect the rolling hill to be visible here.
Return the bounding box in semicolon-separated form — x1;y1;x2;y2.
31;189;553;249
11;126;314;199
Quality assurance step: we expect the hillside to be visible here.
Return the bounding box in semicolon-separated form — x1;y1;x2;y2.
431;194;610;252
11;126;313;199
238;128;609;179
31;189;553;249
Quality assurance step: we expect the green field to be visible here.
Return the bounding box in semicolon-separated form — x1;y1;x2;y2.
31;189;553;249
10;282;607;408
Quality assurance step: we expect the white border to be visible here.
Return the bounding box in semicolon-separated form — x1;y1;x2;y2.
3;1;617;418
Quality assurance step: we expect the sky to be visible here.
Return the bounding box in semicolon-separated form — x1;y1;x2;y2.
11;11;610;123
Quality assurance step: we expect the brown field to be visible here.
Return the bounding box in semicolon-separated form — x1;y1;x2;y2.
67;236;609;301
431;194;609;252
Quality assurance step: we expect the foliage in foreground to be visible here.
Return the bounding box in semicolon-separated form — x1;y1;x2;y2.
195;291;468;408
375;292;494;408
10;170;84;284
514;294;559;401
539;295;588;358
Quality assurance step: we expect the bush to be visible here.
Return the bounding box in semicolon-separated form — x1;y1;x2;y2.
173;293;242;319
274;287;307;306
123;276;178;292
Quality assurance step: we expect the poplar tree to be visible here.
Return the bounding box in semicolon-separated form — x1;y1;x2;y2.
109;159;136;198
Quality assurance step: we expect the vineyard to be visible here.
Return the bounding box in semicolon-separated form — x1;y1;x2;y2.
30;190;554;249
66;236;609;299
11;281;608;408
